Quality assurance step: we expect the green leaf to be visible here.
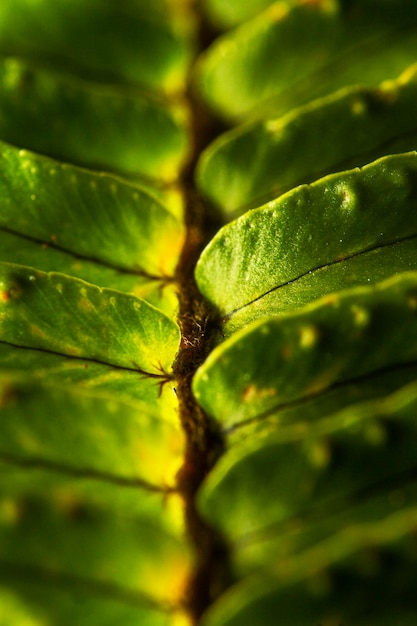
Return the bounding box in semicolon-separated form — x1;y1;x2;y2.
0;0;194;93
0;465;191;610
198;381;417;625
226;237;417;336
195;153;417;319
193;272;417;426
0;343;179;411
0;56;191;182
0;229;179;317
0;264;179;372
200;503;417;626
0;142;185;278
202;0;280;29
197;380;417;543
195;0;417;122
227;363;417;447
196;63;417;216
2;1;417;624
0;582;180;626
0;373;183;487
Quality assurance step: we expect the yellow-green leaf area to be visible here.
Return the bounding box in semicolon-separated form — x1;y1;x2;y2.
0;57;191;183
193;272;417;426
0;0;194;94
202;0;281;29
0;343;178;416
195;153;417;315
0;477;192;610
0;264;180;373
196;64;417;217
0;142;185;277
0;229;179;318
0;374;183;488
195;0;417;122
0;583;179;626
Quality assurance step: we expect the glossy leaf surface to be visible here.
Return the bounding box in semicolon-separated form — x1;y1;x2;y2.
2;0;417;624
0;142;184;278
193;272;417;426
0;262;180;372
195;153;417;318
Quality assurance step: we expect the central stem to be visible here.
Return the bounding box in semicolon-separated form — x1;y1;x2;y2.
173;199;231;618
171;10;232;619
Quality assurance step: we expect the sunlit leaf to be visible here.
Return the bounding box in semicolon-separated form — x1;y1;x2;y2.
195;153;417;319
0;373;183;486
0;468;191;608
0;263;180;372
0;342;178;413
2;0;417;624
226;237;417;336
193;272;417;426
0;142;185;278
202;0;280;29
0;228;179;319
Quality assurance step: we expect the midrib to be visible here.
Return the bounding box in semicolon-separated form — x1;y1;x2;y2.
169;6;233;623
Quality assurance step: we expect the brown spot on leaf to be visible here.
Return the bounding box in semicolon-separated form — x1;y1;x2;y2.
0;382;18;408
0;284;22;302
242;384;276;403
242;384;257;403
282;344;294;359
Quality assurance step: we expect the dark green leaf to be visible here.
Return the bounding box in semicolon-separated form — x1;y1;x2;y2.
197;380;417;543
195;0;417;122
0;582;177;626
196;64;417;216
0;0;194;92
0;57;190;182
200;503;417;626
